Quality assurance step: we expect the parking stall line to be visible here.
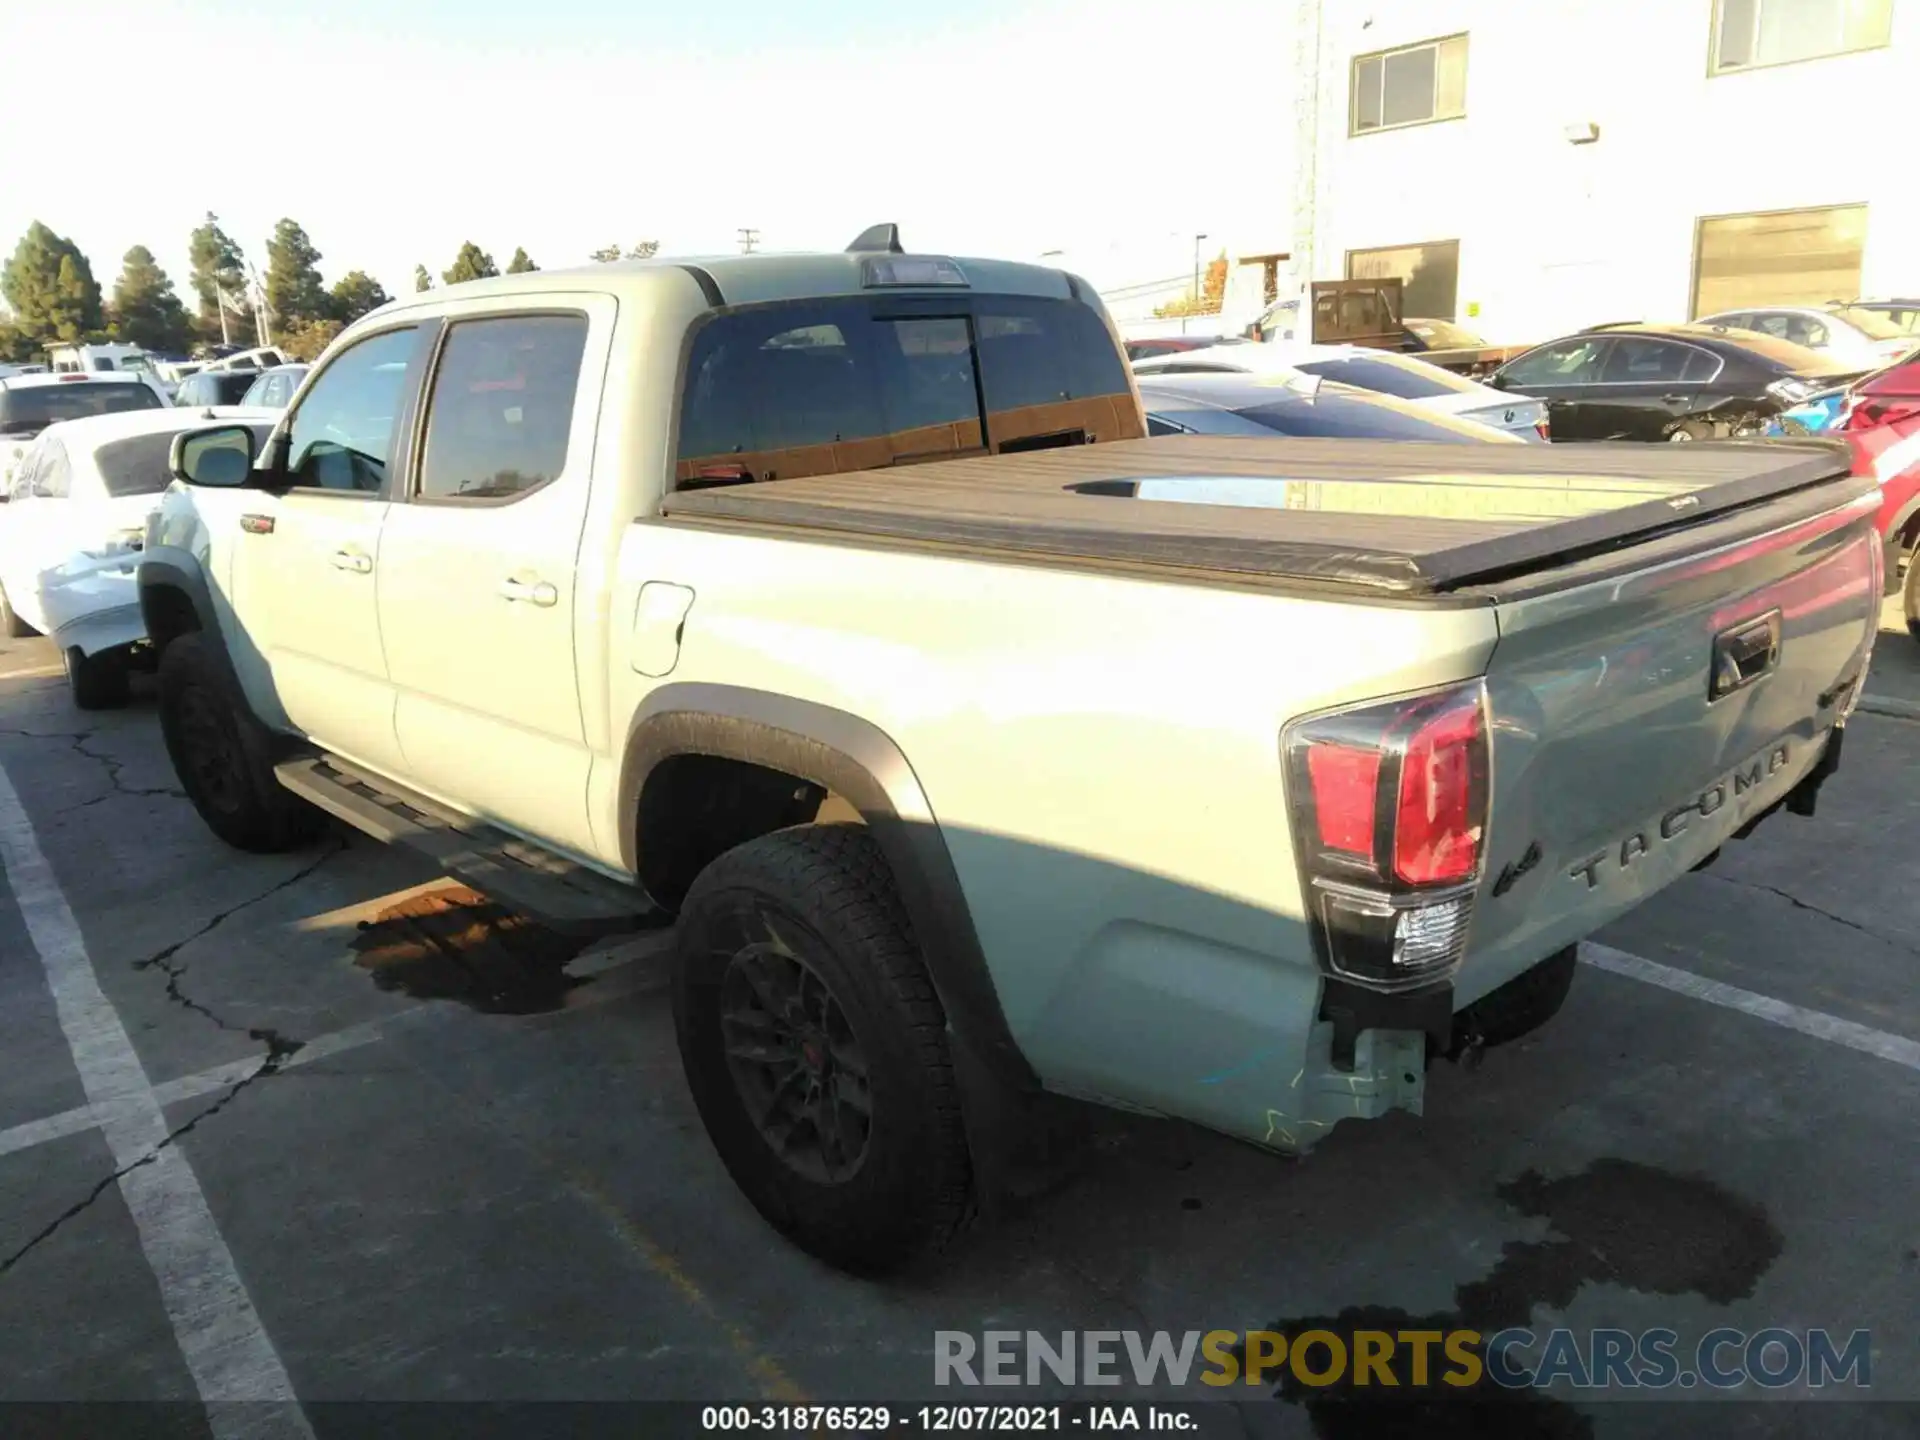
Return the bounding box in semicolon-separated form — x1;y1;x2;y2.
1581;942;1920;1073
0;760;315;1440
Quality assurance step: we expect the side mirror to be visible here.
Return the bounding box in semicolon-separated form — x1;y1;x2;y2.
1486;372;1511;391
170;425;257;488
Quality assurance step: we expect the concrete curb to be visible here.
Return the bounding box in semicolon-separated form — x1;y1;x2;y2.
1858;694;1920;721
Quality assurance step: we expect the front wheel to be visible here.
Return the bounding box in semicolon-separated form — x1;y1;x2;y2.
157;633;326;852
65;646;130;711
672;824;973;1274
1903;536;1920;643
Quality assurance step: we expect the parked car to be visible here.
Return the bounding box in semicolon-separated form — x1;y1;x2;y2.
1847;299;1920;336
0;407;276;704
1124;335;1249;363
1489;323;1865;442
1;374;169;494
237;364;311;409
1694;303;1918;371
1803;352;1920;639
146;234;1878;1274
1399;318;1531;378
1135;342;1551;440
174;369;269;408
1138;371;1525;443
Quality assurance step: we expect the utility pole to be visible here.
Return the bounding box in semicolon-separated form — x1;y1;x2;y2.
1189;233;1208;336
737;228;760;254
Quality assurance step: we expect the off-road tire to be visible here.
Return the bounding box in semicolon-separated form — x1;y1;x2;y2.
1903;537;1920;643
0;583;35;638
1462;945;1578;1050
65;646;130;711
157;633;326;852
672;824;973;1274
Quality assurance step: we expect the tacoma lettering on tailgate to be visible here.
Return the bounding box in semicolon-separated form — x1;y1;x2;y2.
1567;741;1793;890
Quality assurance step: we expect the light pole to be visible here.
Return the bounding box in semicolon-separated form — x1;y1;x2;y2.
1189;233;1208;334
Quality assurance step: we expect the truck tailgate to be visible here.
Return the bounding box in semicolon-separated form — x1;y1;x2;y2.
1456;486;1882;1004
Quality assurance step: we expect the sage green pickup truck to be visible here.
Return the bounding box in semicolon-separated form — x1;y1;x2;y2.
141;229;1882;1273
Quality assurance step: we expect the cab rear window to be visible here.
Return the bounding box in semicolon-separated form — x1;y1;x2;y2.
674;296;1141;485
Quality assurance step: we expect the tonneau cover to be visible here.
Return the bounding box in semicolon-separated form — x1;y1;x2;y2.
659;435;1865;596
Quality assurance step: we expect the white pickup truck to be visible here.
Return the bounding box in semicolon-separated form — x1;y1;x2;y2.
141;229;1882;1273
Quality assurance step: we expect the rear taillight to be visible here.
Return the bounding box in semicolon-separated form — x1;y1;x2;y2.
1283;680;1489;992
1535;420;1551;441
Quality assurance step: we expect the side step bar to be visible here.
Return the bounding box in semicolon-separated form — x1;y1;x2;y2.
275;754;663;938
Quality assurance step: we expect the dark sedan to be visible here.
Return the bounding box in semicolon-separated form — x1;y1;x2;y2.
1488;322;1863;442
1139;371;1524;443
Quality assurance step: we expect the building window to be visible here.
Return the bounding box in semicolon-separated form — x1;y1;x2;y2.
1350;35;1468;134
1346;239;1461;320
1710;0;1893;72
1690;204;1869;317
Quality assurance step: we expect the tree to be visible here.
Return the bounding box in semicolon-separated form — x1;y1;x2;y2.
627;240;660;260
265;219;330;327
413;264;433;293
592;240;659;262
588;243;623;263
506;247;537;274
443;242;497;285
330;270;391;324
0;315;37;364
187;212;247;344
2;222;104;347
1152;251;1230;319
277;316;344;363
108;245;192;354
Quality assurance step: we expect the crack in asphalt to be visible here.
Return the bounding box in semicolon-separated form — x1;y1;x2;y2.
0;724;185;802
1700;871;1920;956
0;841;346;1279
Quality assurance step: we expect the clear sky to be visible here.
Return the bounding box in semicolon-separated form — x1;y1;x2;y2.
0;0;1294;308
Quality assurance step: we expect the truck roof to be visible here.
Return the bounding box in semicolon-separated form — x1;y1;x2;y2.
380;250;1086;316
661;436;1868;599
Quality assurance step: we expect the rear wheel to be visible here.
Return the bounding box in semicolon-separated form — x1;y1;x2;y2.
0;583;35;638
157;633;326;852
64;646;131;710
1668;421;1712;442
672;824;973;1274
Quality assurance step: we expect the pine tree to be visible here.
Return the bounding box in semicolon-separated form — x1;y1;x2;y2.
187;212;247;344
109;245;192;353
1;223;104;346
589;243;623;263
443;242;498;285
265;219;330;326
506;247;537;274
413;265;433;293
330;270;391;324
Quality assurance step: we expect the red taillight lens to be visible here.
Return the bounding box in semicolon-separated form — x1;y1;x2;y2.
1393;699;1485;885
1306;743;1381;857
1535;421;1551;441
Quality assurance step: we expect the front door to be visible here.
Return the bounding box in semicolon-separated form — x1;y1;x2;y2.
375;304;607;857
226;324;427;775
1493;336;1613;440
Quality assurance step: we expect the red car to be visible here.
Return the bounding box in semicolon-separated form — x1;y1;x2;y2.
1829;353;1920;637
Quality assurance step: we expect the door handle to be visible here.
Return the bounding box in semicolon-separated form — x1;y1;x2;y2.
498;577;558;607
330;548;372;574
1662;393;1691;404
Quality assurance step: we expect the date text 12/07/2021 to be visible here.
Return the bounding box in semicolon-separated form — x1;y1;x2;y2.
700;1406;1196;1432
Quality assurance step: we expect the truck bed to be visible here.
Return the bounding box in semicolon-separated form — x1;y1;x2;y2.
659;435;1871;597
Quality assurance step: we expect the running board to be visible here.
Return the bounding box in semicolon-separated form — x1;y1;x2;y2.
274;754;663;938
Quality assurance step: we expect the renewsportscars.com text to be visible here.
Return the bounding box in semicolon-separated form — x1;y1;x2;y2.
934;1328;1872;1391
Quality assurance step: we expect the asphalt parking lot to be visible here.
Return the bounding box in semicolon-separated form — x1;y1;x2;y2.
1;611;1917;1440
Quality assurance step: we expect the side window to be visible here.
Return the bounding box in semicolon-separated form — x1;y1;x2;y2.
33;440;72;499
1146;416;1187;437
1751;313;1793;340
1787;317;1828;348
1680;348;1722;383
1601;339;1691;384
416;314;588;502
285;327;419;493
1500;338;1609;386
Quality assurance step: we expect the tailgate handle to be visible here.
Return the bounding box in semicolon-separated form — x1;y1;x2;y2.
1710;609;1781;701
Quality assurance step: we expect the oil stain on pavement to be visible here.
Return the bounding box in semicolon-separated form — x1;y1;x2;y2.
351;885;594;1014
1251;1157;1784;1438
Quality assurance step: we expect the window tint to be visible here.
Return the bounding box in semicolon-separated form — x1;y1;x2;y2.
1680;348;1722;383
1602;339;1693;383
417;315;587;501
1498;338;1610;387
675;296;1139;485
1293;356;1471;400
286;327;418;493
0;381;163;435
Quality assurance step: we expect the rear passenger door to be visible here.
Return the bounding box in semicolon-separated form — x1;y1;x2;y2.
374;299;611;858
1587;337;1719;440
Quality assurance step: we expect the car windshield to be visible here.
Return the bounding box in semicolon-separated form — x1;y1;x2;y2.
0;383;164;436
1831;306;1910;341
1406;319;1484;348
1292;355;1480;400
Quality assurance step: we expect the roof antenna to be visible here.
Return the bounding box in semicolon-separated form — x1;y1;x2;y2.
846;224;904;254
